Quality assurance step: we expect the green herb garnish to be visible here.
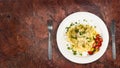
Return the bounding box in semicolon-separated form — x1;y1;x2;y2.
79;31;85;35
75;22;77;24
83;19;87;22
80;53;82;56
94;26;96;28
87;37;92;42
73;51;77;55
66;44;69;46
70;23;74;26
79;32;82;35
67;47;71;50
65;27;70;32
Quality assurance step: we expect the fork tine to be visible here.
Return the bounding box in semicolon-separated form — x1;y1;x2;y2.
47;20;53;26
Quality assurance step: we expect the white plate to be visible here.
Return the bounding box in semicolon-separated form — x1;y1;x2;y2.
56;12;109;64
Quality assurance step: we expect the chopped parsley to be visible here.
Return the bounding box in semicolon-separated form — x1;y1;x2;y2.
72;51;77;55
66;44;69;46
75;22;77;24
75;29;79;33
79;53;82;56
94;26;96;28
83;19;87;22
79;31;85;35
70;23;74;26
67;47;71;50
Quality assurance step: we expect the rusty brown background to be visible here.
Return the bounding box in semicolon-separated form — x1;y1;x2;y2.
0;0;120;68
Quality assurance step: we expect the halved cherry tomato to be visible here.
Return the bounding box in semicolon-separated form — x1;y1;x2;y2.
95;45;100;50
99;38;103;42
91;34;103;55
88;51;93;55
95;38;99;43
97;42;102;46
92;42;96;47
95;45;97;48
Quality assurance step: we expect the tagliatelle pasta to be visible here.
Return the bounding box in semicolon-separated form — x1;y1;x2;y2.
66;23;103;56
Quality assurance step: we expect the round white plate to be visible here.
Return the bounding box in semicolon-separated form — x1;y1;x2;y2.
56;12;109;64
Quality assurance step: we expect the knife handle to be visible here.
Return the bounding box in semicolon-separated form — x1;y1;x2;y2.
48;32;52;60
112;35;116;60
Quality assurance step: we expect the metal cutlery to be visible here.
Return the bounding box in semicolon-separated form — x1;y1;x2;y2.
110;20;116;60
47;20;53;60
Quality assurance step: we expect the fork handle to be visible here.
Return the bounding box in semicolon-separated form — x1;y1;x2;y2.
48;32;52;60
112;35;116;60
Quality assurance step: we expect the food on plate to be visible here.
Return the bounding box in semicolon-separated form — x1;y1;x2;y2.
65;22;103;56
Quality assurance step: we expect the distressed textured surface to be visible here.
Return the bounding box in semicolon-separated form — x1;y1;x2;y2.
0;0;120;68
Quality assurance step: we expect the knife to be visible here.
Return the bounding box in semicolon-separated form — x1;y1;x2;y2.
110;20;116;60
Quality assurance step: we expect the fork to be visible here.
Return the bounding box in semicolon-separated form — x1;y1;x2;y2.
47;20;53;60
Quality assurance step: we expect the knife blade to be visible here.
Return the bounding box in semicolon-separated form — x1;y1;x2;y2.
110;20;116;60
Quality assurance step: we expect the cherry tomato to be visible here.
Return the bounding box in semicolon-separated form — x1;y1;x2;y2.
97;42;102;46
92;43;96;47
88;51;93;55
95;45;100;50
95;38;99;43
93;44;98;48
99;38;103;42
92;34;103;53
